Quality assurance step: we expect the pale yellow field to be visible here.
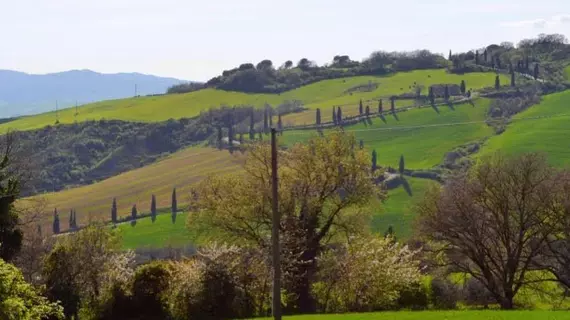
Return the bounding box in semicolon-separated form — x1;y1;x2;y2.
24;147;244;231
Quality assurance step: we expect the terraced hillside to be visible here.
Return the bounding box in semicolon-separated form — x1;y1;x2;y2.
481;90;570;166
1;70;505;133
281;98;494;169
24;147;244;231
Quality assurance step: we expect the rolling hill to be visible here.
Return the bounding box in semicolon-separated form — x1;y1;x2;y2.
24;147;245;232
481;90;570;166
281;98;494;169
117;176;433;249
0;69;506;133
0;69;186;117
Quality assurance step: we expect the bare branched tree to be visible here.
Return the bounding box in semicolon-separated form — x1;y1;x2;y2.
416;153;565;309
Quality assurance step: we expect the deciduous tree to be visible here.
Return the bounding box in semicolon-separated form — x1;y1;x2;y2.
0;133;23;261
416;153;566;309
188;131;384;313
1;258;64;319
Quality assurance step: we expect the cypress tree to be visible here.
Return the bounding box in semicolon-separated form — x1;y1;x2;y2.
399;155;405;175
384;225;397;243
151;194;157;223
278;114;283;130
460;80;466;94
495;75;500;90
390;97;395;112
258;131;263;140
510;71;516;87
337;107;342;124
365;105;370;118
359;99;363;115
217;126;223;150
53;208;60;234
475;51;479;64
316;108;321;125
484;49;488;62
444;85;450;101
111;198;117;223
448;50;452;61
496;56;502;69
228;125;234;152
131;205;137;226
533;63;539;80
171;188;178;224
268;108;273;127
249;109;255;140
69;209;74;230
371;149;378;172
525;56;530;71
263;108;269;133
428;86;435;105
239;133;244;144
73;210;78;229
378;100;383;113
332;107;337;125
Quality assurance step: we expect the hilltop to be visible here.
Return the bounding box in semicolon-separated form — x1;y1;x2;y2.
0;69;187;117
0;69;504;133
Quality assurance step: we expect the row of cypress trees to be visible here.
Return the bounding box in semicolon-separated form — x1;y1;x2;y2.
52;187;180;234
111;188;179;225
52;208;78;234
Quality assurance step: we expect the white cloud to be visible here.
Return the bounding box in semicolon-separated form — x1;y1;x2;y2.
501;14;570;29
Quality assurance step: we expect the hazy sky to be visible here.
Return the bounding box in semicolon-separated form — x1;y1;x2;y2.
1;0;569;81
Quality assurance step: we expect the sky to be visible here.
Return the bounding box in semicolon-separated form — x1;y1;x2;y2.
1;0;569;81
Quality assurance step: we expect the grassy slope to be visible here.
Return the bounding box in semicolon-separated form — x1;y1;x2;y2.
281;98;494;169
371;177;435;239
565;65;570;80
118;177;433;248
25;147;244;231
118;212;192;249
481;90;570;167
256;311;570;320
0;70;505;132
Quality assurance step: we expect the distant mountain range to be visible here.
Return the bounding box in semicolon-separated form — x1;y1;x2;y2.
0;69;187;118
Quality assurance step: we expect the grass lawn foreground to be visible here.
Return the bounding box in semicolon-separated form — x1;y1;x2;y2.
255;311;570;320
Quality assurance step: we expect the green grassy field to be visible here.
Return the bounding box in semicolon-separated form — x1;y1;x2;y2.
0;70;505;133
118;212;193;249
117;176;434;248
372;177;435;239
281;98;494;169
24;147;244;233
481;90;570;167
255;311;570;320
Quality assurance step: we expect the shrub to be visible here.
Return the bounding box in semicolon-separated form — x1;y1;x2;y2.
312;235;422;313
430;278;460;309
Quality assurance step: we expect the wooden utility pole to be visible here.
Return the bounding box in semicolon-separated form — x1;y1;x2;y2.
270;128;282;320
